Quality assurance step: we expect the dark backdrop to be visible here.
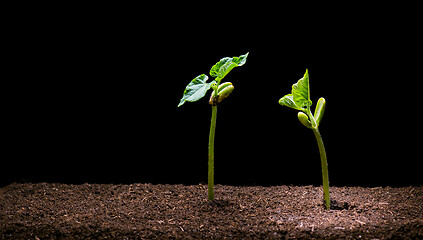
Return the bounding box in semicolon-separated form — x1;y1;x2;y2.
3;5;420;187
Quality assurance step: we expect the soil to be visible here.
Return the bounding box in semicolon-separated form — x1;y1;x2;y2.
1;183;422;239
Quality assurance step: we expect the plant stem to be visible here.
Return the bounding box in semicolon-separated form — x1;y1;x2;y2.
313;127;330;209
306;107;317;129
208;105;217;201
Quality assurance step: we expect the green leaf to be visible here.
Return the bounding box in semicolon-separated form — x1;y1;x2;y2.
292;69;311;109
209;53;249;82
278;94;304;110
232;52;248;66
217;61;237;80
178;74;216;107
210;57;231;78
279;69;312;111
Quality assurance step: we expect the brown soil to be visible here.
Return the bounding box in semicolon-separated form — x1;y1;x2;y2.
1;183;422;239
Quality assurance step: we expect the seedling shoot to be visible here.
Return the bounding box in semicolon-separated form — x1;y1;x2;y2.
178;53;249;200
278;69;330;209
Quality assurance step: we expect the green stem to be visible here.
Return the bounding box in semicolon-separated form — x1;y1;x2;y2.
313;127;330;210
306;107;317;129
208;105;217;201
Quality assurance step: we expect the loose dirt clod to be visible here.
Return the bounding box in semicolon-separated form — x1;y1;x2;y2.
1;183;422;239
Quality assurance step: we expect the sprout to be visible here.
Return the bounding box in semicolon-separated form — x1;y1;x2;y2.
279;69;330;209
178;53;249;200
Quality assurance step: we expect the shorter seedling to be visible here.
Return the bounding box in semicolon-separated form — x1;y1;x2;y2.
278;69;330;209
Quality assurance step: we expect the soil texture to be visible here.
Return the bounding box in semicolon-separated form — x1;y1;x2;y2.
1;183;422;239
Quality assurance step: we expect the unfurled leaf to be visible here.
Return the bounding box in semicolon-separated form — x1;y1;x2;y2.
217;61;238;80
292;69;311;109
278;69;312;111
178;74;216;107
232;53;248;66
314;97;326;126
209;53;249;82
278;94;304;110
210;57;231;78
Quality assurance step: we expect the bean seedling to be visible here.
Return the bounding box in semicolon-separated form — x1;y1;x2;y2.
278;69;330;209
178;53;249;200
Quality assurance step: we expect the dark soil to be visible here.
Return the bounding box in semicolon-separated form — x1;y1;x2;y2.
1;183;422;239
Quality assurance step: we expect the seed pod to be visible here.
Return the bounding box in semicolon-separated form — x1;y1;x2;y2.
314;97;326;127
209;82;234;105
298;112;313;129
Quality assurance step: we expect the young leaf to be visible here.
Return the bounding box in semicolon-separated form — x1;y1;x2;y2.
209;53;249;82
210;57;232;78
217;61;238;80
232;52;248;66
292;69;311;109
278;94;304;111
178;74;216;107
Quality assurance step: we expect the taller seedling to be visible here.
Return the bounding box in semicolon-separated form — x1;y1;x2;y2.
278;69;330;209
178;53;249;200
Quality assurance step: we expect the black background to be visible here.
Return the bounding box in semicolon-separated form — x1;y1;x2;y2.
3;4;421;187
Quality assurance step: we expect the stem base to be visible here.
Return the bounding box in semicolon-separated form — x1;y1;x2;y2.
313;128;330;209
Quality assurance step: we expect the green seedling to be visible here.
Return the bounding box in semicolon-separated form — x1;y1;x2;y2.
278;69;330;209
178;53;249;200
